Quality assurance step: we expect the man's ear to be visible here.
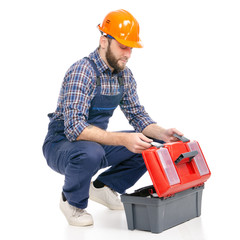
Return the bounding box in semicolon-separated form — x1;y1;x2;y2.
99;36;108;50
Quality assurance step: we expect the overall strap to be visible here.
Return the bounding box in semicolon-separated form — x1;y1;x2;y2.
84;57;101;86
84;57;124;87
117;72;124;86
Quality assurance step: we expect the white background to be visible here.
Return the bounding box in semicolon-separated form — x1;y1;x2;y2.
1;0;239;239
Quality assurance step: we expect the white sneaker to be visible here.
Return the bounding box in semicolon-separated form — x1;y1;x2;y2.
59;194;93;227
89;182;124;210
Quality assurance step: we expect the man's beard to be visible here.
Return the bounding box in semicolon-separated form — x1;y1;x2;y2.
105;44;126;72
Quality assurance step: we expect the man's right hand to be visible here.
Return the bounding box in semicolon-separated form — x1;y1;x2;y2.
121;132;153;153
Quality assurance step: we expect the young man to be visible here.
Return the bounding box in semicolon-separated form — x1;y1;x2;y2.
42;9;183;227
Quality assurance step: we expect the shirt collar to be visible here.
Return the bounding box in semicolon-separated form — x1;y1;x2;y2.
89;48;111;74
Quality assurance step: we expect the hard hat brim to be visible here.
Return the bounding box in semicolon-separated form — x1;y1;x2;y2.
98;24;143;48
114;36;143;48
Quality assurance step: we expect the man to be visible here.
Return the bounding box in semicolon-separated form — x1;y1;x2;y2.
42;9;183;227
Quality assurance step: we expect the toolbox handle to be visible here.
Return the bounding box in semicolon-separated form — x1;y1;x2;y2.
173;134;190;143
175;150;198;164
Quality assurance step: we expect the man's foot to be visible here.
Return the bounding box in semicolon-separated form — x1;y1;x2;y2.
59;194;93;227
89;182;124;210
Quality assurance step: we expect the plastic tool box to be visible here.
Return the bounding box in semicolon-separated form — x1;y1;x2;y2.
121;184;204;233
121;134;211;233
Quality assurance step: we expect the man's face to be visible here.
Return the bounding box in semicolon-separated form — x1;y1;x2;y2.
105;39;132;72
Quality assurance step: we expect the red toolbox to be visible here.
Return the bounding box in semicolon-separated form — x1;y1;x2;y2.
142;134;211;197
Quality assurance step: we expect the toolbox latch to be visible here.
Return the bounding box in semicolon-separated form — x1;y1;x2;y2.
163;193;175;200
192;183;204;189
150;142;164;148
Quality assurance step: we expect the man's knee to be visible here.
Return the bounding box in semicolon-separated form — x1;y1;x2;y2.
68;142;107;172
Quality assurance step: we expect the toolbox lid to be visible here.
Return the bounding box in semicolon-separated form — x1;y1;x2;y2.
142;135;211;197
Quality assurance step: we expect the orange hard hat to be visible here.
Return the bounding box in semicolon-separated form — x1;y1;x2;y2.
98;9;143;48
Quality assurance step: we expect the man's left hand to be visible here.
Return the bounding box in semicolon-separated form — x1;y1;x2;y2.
162;128;184;142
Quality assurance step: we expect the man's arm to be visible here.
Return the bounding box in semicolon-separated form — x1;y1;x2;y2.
119;70;157;134
142;123;183;142
76;125;153;153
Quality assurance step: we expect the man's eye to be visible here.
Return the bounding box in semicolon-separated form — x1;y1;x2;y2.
120;46;132;51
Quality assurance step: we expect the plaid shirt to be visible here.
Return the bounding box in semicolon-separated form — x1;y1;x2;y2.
52;49;156;142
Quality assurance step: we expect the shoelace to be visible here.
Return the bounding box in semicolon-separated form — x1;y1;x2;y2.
71;206;88;217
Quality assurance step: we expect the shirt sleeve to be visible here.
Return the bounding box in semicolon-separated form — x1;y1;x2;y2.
120;69;156;132
62;59;95;142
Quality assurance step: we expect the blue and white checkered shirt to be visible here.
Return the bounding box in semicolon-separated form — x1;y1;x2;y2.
51;48;156;142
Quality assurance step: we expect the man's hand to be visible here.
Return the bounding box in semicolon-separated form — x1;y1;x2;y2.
160;128;184;142
142;124;183;143
122;133;153;153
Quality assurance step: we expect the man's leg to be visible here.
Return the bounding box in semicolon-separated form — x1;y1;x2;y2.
60;140;108;208
44;136;108;209
43;121;108;226
97;144;147;193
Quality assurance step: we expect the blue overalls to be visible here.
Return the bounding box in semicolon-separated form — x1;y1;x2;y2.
42;58;147;209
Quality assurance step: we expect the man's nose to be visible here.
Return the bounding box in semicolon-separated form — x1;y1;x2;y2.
124;47;132;58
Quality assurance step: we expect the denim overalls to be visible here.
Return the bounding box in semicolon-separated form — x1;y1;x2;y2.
42;58;147;209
